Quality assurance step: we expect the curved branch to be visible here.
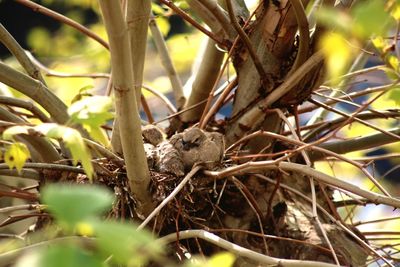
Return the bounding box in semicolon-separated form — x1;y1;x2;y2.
205;161;400;208
0;96;51;122
0;62;69;124
0;106;61;163
0;23;46;84
304;109;400;142
159;230;341;267
225;0;267;83
286;0;310;75
158;0;226;46
15;0;109;50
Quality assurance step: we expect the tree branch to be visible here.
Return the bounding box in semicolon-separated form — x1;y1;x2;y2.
99;0;153;216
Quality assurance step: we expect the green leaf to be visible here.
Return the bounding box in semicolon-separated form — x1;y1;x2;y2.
37;123;94;179
41;183;114;228
68;96;113;126
34;245;104;267
92;220;162;265
4;142;30;173
68;96;113;145
388;87;400;105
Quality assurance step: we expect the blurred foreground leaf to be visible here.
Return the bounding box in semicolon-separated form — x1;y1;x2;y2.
41;184;114;229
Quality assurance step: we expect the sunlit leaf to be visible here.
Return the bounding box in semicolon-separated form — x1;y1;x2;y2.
319;33;352;82
372;36;386;51
3;126;30;141
68;96;113;146
36;123;94;179
4;142;30;173
155;17;171;37
41;183;114;228
391;4;400;20
387;55;400;71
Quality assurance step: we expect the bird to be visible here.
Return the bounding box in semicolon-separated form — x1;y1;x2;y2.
170;127;225;170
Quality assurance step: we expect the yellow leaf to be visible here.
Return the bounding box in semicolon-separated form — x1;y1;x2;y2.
208;252;236;267
4;143;31;173
76;222;95;237
391;5;400;20
319;33;352;82
387;55;400;71
372;36;386;51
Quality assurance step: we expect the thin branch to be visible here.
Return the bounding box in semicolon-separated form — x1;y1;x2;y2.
158;230;342;267
0;162;85;173
141;94;155;123
314;128;400;160
26;51;110;79
0;204;42;213
196;0;235;37
304;109;400;142
15;0;109;50
142;85;177;114
84;138;124;167
0;96;51;122
286;0;310;75
0;62;69;124
225;0;267;84
255;173;393;266
306;98;400;142
0;169;40;181
305;45;371;126
158;0;226;47
149;14;186;109
138;166;202;230
0;106;61;163
0;23;46;84
298;83;397;115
